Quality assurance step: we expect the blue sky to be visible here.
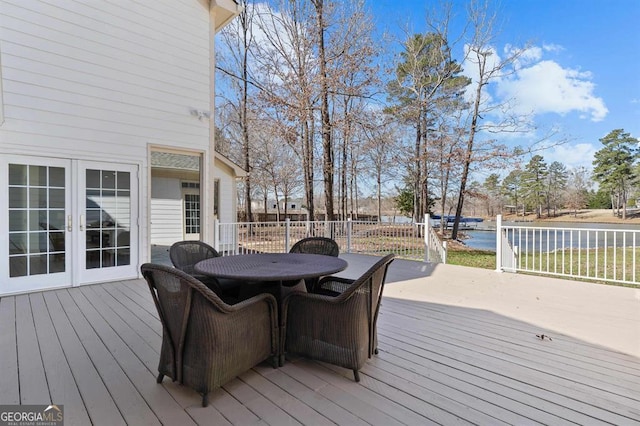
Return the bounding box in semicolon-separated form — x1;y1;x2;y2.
368;0;640;173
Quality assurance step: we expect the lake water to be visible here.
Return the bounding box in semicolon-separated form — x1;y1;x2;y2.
463;222;640;251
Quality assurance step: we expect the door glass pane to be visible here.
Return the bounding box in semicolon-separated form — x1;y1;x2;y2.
86;169;100;188
9;210;27;232
49;253;65;273
29;187;48;208
9;233;27;255
9;164;27;185
29;232;48;253
117;172;130;190
8;164;66;277
50;189;65;208
29;165;47;186
10;257;27;277
49;167;65;187
29;255;47;275
50;210;65;230
9;187;27;208
29;210;47;230
184;194;200;234
102;171;116;189
85;169;131;269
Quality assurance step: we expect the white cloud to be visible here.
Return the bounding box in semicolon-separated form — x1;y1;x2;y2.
544;143;598;170
496;59;608;122
542;43;564;53
460;43;607;125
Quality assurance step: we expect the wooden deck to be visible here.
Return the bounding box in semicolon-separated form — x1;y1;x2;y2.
1;256;639;425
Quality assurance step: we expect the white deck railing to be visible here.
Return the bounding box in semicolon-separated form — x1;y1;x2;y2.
214;216;447;263
214;215;638;284
496;214;640;285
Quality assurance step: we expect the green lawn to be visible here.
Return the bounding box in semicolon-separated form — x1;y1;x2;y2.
516;248;640;285
446;249;496;269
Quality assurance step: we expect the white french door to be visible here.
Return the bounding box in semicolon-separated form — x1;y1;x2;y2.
77;161;139;284
1;156;139;295
2;157;72;294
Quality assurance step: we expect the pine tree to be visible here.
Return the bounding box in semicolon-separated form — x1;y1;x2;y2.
522;155;548;218
592;129;638;219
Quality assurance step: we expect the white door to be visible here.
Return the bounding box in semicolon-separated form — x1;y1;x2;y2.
77;162;139;284
1;157;139;295
1;157;73;294
182;182;200;240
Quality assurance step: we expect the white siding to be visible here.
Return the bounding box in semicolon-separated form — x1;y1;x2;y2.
214;167;237;223
0;0;212;160
0;0;218;269
150;177;183;246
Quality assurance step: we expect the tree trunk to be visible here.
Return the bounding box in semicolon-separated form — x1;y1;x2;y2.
302;119;314;220
240;8;253;223
313;0;334;221
414;122;422;222
377;172;382;223
452;71;484;239
421;109;429;218
273;185;280;222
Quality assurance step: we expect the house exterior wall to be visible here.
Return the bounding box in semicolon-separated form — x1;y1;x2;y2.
213;161;238;223
150;176;184;246
0;0;238;292
0;1;212;156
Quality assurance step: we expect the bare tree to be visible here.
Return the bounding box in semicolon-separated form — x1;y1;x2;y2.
449;0;531;239
360;112;397;222
387;4;469;223
565;166;592;217
217;0;256;222
252;1;319;219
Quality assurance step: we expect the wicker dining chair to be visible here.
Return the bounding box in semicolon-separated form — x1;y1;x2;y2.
289;237;340;291
141;263;279;407
289;236;340;257
281;254;395;381
169;240;240;300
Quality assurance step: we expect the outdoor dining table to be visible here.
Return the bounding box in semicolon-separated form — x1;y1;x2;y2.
194;252;347;286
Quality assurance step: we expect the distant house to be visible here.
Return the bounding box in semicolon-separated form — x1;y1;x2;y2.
0;0;241;295
249;199;308;221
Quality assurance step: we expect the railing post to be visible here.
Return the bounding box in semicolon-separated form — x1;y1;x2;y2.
347;218;352;253
213;218;220;252
442;241;447;264
424;214;430;263
324;218;329;238
496;214;503;272
285;218;291;253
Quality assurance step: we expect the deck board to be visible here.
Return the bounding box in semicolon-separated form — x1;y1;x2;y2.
75;285;197;426
30;293;91;426
380;302;640;407
382;299;640;386
58;289;159;425
0;297;19;405
15;294;50;404
1;261;639;425
239;367;336;426
44;290;125;425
